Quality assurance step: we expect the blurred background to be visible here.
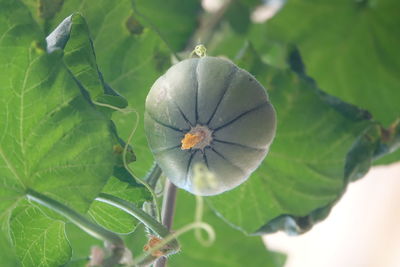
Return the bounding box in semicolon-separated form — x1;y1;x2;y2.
264;162;400;267
201;1;400;266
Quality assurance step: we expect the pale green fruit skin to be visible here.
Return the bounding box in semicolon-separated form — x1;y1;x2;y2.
145;56;276;196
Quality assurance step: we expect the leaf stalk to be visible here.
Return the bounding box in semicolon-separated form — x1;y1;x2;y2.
26;189;125;266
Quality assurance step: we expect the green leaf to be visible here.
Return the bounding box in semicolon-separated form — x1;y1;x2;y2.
10;200;71;267
265;0;400;161
211;20;400;164
0;1;118;264
98;28;170;177
132;0;202;52
46;13;128;109
64;222;147;266
36;0;200;53
169;190;286;267
37;0;171;177
206;44;374;234
208;22;288;70
87;167;152;234
375;149;400;165
49;13;105;100
64;222;100;263
0;2;115;213
0;229;19;267
225;1;251;35
19;0;64;34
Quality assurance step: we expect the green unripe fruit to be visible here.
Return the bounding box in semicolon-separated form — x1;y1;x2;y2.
145;56;276;196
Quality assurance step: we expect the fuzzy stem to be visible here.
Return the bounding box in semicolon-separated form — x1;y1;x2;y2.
26;189;125;266
96;193;172;239
96;193;180;267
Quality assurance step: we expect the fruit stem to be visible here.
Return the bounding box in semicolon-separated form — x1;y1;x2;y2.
145;163;163;190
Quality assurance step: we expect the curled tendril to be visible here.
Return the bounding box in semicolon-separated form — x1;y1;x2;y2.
192;163;216;246
194;195;215;246
190;44;207;58
93;101;161;221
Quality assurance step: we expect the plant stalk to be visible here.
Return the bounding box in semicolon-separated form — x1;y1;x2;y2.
96;192;180;267
154;180;178;267
145;163;163;191
160;180;177;231
96;193;171;238
26;189;125;266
